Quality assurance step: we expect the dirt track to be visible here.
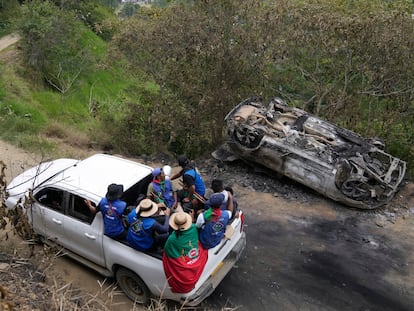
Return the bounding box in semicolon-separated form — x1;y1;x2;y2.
1;139;414;311
0;34;19;51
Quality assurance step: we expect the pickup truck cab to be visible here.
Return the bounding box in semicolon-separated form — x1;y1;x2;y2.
4;153;246;306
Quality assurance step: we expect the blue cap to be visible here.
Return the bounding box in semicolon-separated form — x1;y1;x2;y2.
152;167;162;177
207;193;225;208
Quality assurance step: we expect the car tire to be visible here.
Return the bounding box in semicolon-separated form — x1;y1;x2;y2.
234;124;264;148
116;267;151;305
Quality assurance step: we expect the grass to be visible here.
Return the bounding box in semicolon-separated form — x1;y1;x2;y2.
0;26;146;153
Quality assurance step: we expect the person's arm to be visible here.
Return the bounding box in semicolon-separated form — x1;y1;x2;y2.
153;209;170;234
170;169;183;181
84;199;97;214
172;190;178;209
227;191;234;215
185;184;196;202
146;183;154;199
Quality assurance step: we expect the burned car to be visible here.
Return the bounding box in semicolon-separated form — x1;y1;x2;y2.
214;97;406;209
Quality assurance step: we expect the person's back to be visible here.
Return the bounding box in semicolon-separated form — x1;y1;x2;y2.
127;199;170;251
163;212;208;293
196;193;231;249
100;197;127;237
86;183;127;240
127;209;156;251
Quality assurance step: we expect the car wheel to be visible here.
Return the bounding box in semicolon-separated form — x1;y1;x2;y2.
116;267;150;305
234;124;264;148
341;178;371;201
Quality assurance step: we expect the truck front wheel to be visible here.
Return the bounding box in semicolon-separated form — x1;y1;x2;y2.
116;267;150;305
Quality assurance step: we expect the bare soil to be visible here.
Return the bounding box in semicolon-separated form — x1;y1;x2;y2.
1;139;414;311
0;34;19;51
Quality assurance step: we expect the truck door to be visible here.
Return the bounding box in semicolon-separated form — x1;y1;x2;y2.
63;193;105;266
33;187;65;240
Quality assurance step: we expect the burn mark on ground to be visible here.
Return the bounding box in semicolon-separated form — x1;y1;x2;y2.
206;216;414;311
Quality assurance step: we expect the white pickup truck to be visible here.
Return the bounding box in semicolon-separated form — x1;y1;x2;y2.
3;153;246;306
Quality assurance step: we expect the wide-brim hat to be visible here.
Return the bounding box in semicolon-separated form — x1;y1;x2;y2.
169;212;192;231
137;199;158;217
106;183;124;201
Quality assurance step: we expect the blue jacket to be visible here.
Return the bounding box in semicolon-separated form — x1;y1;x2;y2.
126;209;157;251
183;168;206;196
98;198;126;238
151;179;175;208
199;210;231;249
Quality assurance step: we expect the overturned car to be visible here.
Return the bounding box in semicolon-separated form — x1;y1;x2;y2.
214;97;406;209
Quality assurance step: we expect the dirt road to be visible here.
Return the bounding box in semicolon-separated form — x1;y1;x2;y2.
1;140;414;311
0;34;20;51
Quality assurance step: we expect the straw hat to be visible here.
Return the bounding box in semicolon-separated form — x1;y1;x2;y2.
169;212;192;231
137;199;158;217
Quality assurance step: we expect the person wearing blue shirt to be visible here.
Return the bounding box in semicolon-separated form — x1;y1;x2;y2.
171;154;206;216
126;199;170;251
195;193;231;249
147;167;177;210
85;183;127;240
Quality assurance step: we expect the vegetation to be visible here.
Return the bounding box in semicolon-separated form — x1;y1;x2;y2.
0;0;413;177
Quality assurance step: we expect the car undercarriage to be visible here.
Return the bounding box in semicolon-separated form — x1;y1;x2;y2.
213;97;406;209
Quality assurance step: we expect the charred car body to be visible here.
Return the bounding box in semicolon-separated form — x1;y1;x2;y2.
215;97;406;209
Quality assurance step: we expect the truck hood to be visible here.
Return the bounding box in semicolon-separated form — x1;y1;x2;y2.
6;158;79;200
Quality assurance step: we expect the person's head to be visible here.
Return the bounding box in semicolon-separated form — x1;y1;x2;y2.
224;186;234;195
152;167;164;181
182;180;190;191
105;184;124;201
211;179;224;193
207;193;225;209
169;212;192;231
136;199;158;217
177;154;189;168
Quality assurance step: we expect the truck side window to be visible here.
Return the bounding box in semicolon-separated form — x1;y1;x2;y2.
35;188;64;212
68;194;95;224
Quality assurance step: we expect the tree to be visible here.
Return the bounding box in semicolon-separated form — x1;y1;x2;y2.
111;0;414;176
16;0;93;94
113;0;273;155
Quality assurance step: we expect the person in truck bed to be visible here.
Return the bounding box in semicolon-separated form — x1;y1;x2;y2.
196;193;232;249
126;199;170;251
146;167;177;210
162;212;208;293
170;155;206;215
85;183;127;241
210;179;234;218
